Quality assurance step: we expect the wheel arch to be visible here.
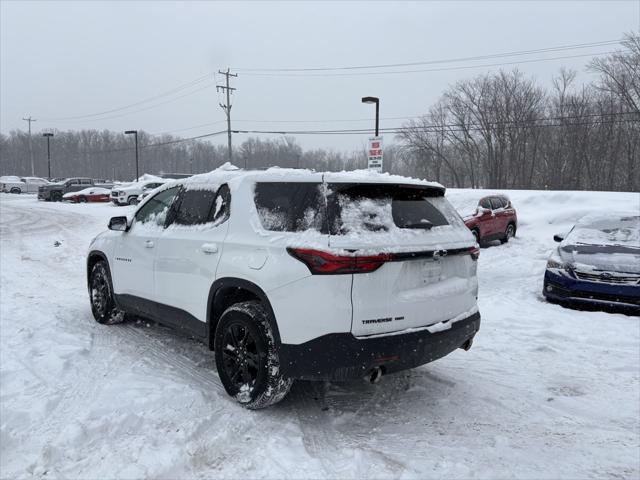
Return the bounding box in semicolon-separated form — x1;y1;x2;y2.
86;250;110;293
207;277;281;351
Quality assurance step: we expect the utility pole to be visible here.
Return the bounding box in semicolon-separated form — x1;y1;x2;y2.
22;116;36;175
43;133;54;179
217;69;237;164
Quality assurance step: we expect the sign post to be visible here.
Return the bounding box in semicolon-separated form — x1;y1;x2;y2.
367;136;383;172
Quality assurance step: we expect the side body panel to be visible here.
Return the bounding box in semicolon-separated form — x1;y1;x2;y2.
154;221;230;322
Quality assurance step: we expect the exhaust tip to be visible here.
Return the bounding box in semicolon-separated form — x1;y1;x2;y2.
461;338;474;351
366;366;384;384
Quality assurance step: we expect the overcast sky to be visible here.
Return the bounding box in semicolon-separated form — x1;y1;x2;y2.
1;0;638;152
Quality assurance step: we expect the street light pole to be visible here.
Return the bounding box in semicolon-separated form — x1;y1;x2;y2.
124;130;139;181
361;96;380;136
42;133;54;179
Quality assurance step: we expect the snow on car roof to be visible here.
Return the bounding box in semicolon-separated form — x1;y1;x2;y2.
168;162;445;191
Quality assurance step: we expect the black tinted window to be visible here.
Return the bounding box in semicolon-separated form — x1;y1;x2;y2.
174;189;217;226
212;184;231;224
255;182;324;232
479;198;492;209
135;187;179;226
489;197;503;209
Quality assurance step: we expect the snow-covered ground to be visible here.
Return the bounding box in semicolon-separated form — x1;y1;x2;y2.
1;189;639;479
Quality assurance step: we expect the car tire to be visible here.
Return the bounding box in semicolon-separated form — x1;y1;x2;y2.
214;301;293;409
9;187;21;194
501;223;516;244
128;196;138;206
89;260;126;325
51;191;62;202
78;196;87;203
471;228;481;244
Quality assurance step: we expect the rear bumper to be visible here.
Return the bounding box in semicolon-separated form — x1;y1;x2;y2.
278;311;480;381
543;270;640;313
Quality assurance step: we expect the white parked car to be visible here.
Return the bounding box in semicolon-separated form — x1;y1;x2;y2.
110;179;168;206
87;165;481;408
1;176;49;194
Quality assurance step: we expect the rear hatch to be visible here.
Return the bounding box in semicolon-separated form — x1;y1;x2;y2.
323;180;478;337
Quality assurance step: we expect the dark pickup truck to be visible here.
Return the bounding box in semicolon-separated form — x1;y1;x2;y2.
38;177;114;201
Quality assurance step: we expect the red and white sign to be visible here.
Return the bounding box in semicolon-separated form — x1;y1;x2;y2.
367;136;383;172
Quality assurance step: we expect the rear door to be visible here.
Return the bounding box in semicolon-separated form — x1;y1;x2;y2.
324;181;478;337
490;196;508;233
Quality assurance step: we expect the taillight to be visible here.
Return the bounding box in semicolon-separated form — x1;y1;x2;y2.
287;248;391;274
469;246;480;261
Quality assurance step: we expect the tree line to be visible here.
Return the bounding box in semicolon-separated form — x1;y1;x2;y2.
1;33;637;191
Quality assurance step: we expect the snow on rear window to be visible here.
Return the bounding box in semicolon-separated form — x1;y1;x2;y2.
328;184;459;235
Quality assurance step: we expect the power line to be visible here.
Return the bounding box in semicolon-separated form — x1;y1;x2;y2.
43;83;216;125
233;39;621;72
239;51;616;77
77;130;227;155
231;111;638;135
40;73;213;121
149;109;637;136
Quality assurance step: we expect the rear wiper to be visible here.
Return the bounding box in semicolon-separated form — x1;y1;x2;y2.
402;221;434;230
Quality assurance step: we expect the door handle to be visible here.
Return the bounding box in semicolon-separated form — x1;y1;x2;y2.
201;243;218;254
144;240;154;248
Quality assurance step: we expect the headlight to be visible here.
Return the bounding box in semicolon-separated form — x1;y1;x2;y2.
546;253;572;271
546;258;566;270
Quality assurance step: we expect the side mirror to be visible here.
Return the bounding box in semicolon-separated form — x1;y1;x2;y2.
553;233;564;243
108;216;129;232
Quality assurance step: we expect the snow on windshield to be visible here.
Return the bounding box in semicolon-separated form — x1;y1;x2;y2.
568;215;640;247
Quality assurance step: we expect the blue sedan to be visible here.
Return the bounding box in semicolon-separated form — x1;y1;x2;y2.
543;214;640;314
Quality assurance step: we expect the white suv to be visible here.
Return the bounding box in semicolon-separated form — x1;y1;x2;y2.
111;179;168;206
87;165;481;408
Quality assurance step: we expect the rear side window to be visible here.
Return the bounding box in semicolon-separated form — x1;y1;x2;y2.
327;184;449;235
255;183;325;232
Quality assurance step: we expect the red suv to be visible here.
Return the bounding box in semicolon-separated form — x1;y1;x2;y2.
463;195;517;245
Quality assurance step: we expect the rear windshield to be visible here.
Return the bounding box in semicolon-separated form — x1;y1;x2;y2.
254;182;460;234
327;184;449;235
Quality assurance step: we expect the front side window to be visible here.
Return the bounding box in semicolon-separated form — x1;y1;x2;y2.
173;189;217;226
81;179;92;185
135;186;180;226
479;198;492;210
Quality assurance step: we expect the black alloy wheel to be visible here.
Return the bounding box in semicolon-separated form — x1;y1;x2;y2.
89;261;125;324
214;301;293;408
221;322;261;391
